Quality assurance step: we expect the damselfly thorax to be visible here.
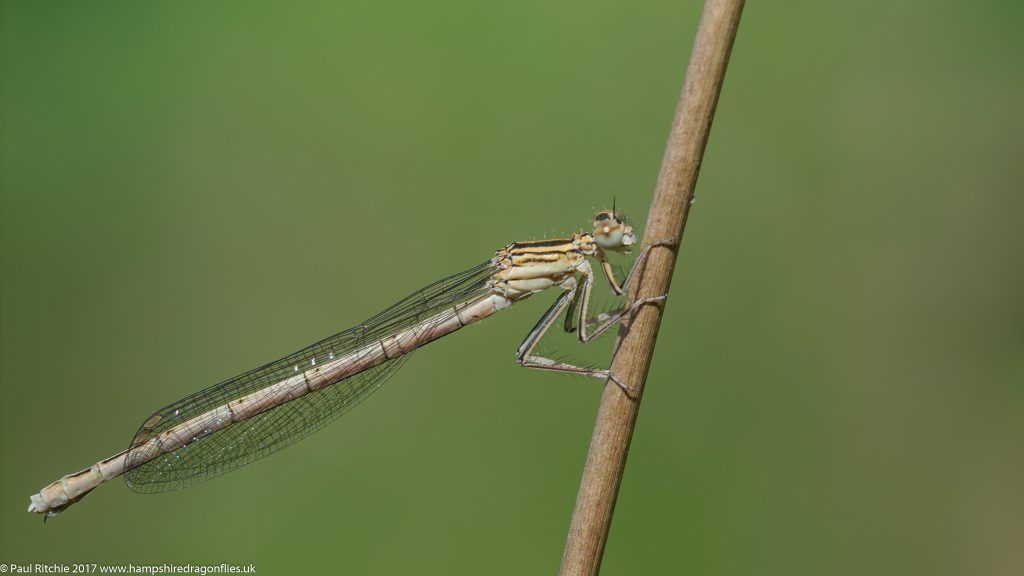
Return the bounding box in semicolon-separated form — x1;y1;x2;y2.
492;234;595;299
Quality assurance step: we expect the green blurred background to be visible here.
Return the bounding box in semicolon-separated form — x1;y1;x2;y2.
2;1;1022;574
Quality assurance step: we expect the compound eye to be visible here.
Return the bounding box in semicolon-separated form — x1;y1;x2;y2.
595;212;611;221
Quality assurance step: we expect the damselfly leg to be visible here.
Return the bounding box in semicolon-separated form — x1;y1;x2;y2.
580;238;678;341
516;237;676;395
596;238;678;297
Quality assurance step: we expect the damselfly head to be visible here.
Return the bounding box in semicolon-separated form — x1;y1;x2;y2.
592;209;636;252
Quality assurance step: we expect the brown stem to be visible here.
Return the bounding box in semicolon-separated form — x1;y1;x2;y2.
559;1;745;574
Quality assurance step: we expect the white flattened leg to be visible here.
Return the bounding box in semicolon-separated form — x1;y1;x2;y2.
577;294;669;343
598;238;677;296
585;237;678;341
576;250;671;344
584;238;677;394
516;282;609;380
515;262;635;397
515;240;677;396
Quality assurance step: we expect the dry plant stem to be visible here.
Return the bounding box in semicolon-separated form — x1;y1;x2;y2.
559;1;745;574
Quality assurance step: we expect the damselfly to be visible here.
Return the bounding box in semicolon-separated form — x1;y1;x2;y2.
28;208;673;518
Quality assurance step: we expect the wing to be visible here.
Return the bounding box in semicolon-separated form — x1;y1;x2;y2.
124;260;497;493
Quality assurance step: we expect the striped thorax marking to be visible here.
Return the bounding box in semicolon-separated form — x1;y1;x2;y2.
490;233;597;300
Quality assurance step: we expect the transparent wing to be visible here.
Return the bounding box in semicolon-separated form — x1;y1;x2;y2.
124;260;497;493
